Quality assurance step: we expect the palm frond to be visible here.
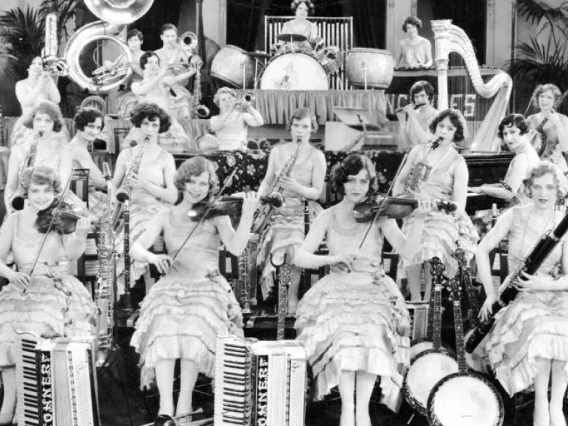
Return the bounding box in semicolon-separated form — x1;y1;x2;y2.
518;0;567;25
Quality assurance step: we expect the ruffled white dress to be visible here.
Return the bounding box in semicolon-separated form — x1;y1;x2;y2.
294;207;410;411
130;210;243;388
0;213;96;368
486;205;568;395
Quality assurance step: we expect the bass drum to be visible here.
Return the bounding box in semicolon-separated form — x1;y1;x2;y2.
211;45;254;89
260;53;328;90
427;372;504;426
403;349;458;416
345;48;394;89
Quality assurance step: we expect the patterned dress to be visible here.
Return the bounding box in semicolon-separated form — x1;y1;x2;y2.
486;205;568;395
401;144;479;278
130;209;243;388
295;207;410;411
0;213;96;368
257;143;325;299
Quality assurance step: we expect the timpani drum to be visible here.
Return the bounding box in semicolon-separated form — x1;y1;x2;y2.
211;45;255;89
345;48;395;89
260;53;328;90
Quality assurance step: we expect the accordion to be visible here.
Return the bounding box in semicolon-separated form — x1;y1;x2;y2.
214;336;307;426
16;335;100;426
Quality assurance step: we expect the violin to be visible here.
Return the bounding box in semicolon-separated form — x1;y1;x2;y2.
352;193;457;222
188;193;284;222
35;199;91;234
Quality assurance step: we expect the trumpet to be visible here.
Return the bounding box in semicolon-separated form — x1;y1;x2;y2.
235;93;255;112
42;57;69;77
92;56;129;85
180;31;198;54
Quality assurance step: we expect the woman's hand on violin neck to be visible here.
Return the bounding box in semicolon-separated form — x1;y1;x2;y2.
414;197;436;218
240;191;261;218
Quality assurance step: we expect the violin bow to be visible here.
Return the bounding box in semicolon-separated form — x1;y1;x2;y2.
28;166;77;277
356;153;409;250
171;168;238;263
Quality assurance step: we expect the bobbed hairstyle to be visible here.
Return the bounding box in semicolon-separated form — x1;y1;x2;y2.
332;154;378;195
74;107;105;132
21;166;61;198
287;107;318;132
23;100;65;133
429;108;468;143
160;23;177;35
533;83;563;107
410;80;435;103
139;51;159;70
127;29;144;42
130;102;172;134
175;156;220;197
291;0;315;15
213;87;237;106
523;160;568;200
403;16;422;32
497;114;530;139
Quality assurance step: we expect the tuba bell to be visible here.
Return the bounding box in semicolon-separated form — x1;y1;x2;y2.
65;0;154;93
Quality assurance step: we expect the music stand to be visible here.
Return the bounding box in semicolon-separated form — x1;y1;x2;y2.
333;107;381;131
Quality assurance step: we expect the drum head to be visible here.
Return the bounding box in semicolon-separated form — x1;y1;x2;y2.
211;45;254;89
428;373;504;426
260;53;328;90
404;351;458;413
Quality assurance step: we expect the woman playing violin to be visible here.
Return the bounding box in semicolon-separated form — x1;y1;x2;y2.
469;114;539;205
294;154;433;426
393;108;479;302
5;101;73;216
130;157;260;420
0;166;95;425
477;161;568;426
256;107;326;315
112;103;178;295
527;83;568;172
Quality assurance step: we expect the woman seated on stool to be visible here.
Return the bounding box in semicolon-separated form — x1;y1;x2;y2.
273;0;319;55
130;157;260;420
477;161;568;426
207;87;264;151
295;154;433;426
0;166;95;426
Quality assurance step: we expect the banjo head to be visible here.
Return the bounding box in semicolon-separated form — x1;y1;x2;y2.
403;349;458;416
427;371;504;426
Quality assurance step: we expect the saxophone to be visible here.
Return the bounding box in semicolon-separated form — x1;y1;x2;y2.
252;141;302;234
11;131;42;210
535;113;550;157
94;192;115;367
116;136;148;203
190;56;209;118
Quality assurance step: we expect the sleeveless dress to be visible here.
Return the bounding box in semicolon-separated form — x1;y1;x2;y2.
502;143;540;207
485;205;568;396
257;143;325;298
130;210;243;388
155;49;194;120
0;213;96;368
397;38;432;69
210;112;251;151
527;114;568;172
294;207;410;411
114;147;172;294
401;144;479;277
279;19;318;53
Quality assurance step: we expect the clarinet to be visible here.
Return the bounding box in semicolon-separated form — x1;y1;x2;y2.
466;209;568;353
122;199;133;311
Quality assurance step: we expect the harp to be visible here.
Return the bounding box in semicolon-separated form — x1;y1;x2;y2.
432;19;512;152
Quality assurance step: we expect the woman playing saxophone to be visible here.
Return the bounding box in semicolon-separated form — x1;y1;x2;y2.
112;102;178;296
256;107;326;315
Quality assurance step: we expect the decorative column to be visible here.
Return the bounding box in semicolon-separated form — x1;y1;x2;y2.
431;19;452;111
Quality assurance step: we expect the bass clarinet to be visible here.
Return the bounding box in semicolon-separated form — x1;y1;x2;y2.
466;209;568;353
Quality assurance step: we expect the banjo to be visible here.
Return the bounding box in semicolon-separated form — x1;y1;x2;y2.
427;275;504;426
403;257;458;416
456;248;490;374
